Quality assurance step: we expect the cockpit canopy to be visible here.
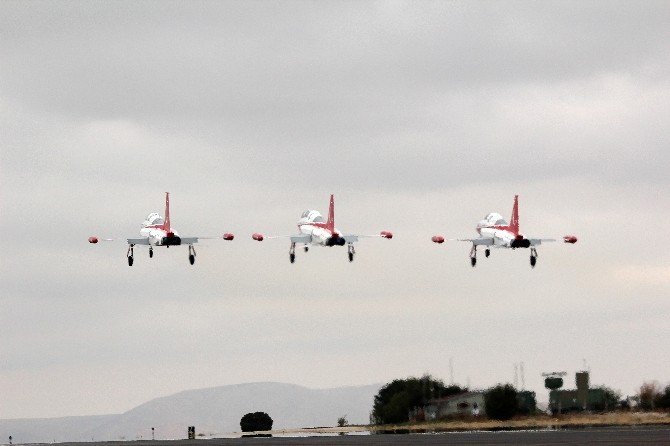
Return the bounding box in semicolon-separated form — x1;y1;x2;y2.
300;210;325;223
144;213;164;226
485;213;508;226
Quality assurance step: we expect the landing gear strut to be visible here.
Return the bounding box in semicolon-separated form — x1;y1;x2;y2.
289;242;296;263
348;243;355;262
127;244;134;266
470;245;477;267
149;247;153;258
530;247;538;268
188;245;196;265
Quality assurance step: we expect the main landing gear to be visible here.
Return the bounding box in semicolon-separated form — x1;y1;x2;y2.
188;245;196;265
348;243;355;262
470;246;490;266
289;242;296;263
149;247;153;258
530;247;538;268
127;244;134;266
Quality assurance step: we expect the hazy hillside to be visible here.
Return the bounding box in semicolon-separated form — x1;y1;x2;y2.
0;382;381;443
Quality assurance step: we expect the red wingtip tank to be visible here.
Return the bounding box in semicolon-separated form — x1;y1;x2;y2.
88;236;99;244
563;235;578;244
380;231;393;239
431;235;445;244
252;233;264;241
223;233;235;241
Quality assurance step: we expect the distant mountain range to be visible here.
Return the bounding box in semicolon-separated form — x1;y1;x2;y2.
0;382;382;443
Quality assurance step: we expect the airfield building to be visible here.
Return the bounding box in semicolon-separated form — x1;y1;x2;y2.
549;371;609;413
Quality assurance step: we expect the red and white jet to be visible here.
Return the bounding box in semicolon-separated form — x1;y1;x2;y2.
251;194;393;263
432;195;578;268
88;192;234;266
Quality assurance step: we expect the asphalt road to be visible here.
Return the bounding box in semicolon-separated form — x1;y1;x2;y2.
45;426;670;446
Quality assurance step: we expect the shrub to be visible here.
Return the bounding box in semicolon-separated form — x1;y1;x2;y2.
240;412;273;432
485;384;518;420
371;375;465;424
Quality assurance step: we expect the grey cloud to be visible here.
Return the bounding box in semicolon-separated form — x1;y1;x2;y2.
2;1;670;420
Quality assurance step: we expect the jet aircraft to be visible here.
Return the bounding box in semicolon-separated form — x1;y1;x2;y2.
251;194;393;263
88;192;234;266
432;195;577;268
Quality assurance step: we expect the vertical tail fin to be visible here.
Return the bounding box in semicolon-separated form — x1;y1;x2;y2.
509;194;519;235
164;192;171;232
326;194;335;231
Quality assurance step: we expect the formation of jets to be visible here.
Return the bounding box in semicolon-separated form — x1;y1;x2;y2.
89;193;577;268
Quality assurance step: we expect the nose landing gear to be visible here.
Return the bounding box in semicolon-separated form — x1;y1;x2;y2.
289;242;296;263
188;245;196;265
348;243;355;262
485;248;490;258
304;246;309;252
470;245;477;267
149;247;153;259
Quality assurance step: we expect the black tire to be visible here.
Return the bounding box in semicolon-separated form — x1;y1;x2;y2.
530;256;536;268
290;253;295;263
149;249;153;258
348;252;354;262
471;257;477;267
304;246;309;252
485;249;490;258
128;256;134;266
189;254;195;265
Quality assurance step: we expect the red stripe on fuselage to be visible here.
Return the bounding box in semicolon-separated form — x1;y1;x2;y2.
298;222;337;236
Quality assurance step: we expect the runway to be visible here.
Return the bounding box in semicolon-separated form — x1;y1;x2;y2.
48;426;670;446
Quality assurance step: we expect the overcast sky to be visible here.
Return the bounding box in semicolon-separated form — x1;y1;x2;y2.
1;0;669;419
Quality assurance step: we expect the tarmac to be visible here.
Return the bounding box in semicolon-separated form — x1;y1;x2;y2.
41;425;670;446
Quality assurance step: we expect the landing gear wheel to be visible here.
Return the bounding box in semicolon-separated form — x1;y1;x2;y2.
530;247;538;268
289;242;296;264
485;249;490;258
304;246;309;252
471;257;477;267
348;252;354;262
469;244;477;267
127;244;134;267
149;248;154;258
188;245;196;265
347;244;355;262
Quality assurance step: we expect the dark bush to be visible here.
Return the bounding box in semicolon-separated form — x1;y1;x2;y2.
485;384;518;420
371;374;465;424
240;412;273;432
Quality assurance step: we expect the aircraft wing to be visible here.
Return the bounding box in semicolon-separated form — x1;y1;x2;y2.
252;233;312;243
458;237;495;246
529;238;556;246
126;238;151;245
180;237;199;244
342;231;392;243
290;235;312;243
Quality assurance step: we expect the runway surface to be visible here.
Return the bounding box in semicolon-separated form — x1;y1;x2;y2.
46;426;670;446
